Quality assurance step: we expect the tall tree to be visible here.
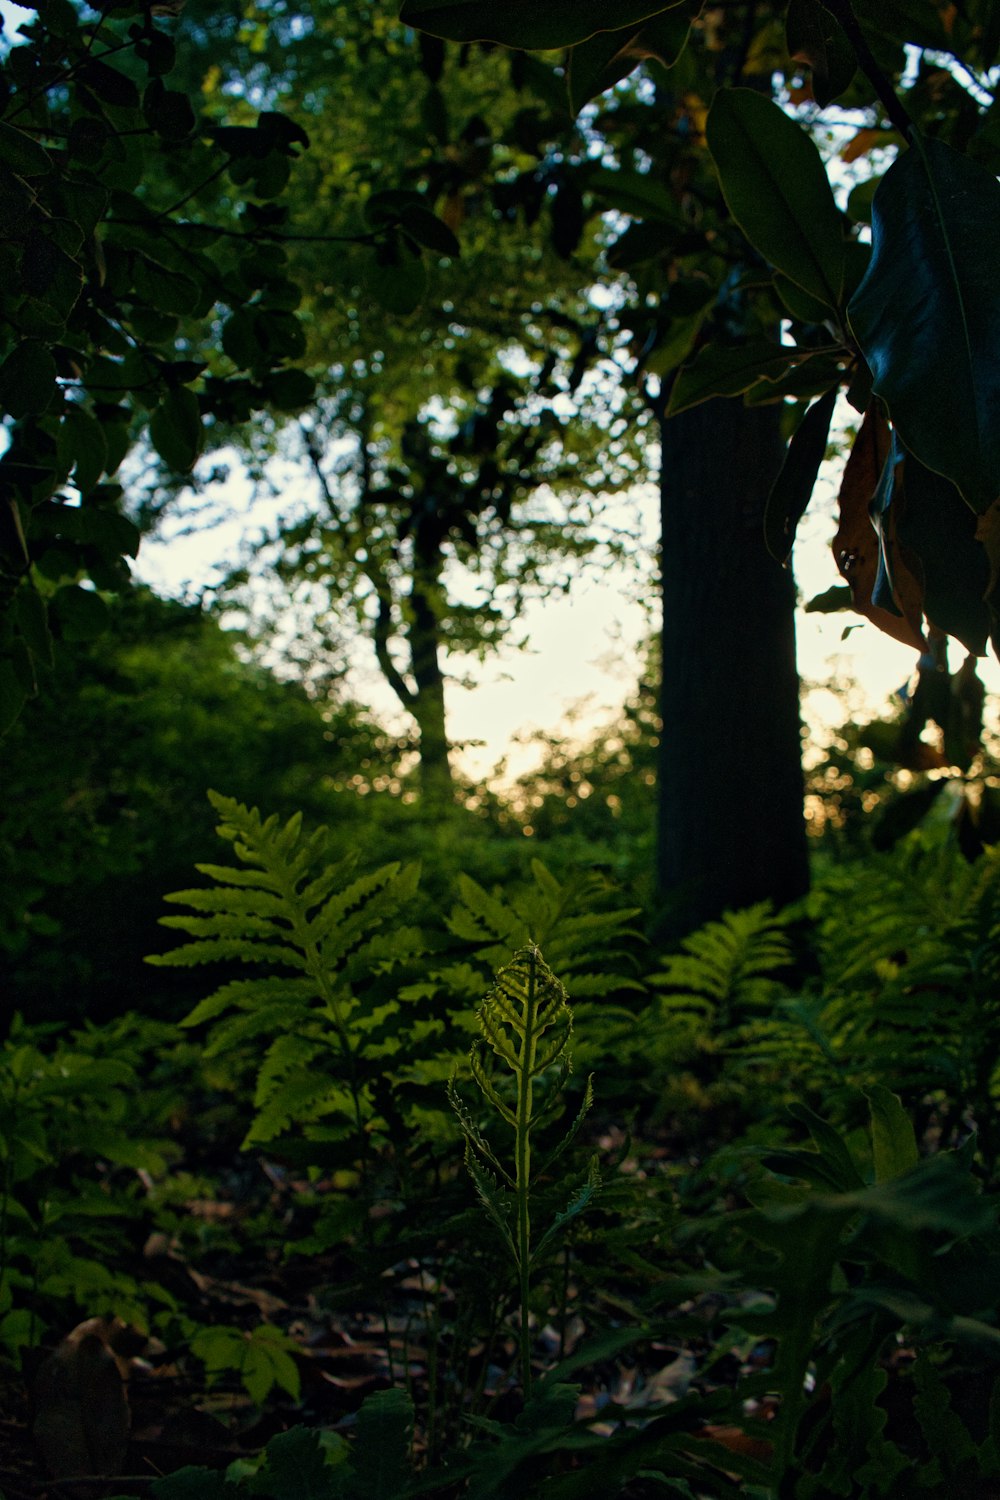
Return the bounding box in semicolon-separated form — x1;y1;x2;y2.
397;0;1000;927
140;0;650;802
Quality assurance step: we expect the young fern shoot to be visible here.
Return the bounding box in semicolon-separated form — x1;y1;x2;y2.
449;945;598;1395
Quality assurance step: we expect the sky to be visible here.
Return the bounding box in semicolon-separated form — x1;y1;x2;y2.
134;425;1000;790
8;0;997;782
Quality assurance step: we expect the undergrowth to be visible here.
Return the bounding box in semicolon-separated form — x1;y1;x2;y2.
7;801;1000;1496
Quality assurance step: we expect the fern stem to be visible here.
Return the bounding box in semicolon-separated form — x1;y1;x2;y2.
515;952;538;1397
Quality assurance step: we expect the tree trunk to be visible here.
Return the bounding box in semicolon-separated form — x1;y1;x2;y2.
656;397;809;939
408;564;454;808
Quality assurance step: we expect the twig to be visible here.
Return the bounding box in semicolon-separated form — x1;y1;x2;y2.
823;0;915;139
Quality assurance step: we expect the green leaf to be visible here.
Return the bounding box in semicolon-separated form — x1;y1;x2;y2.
150;387;204;471
59;406;108;497
764;386;838;563
666;340;802;415
896;444;990;654
848;134;1000;512
864;1084;919;1183
247;1426;336;1499
143;80;196;141
0;119;53;176
50;584;109;642
365;237;427;315
265;368;316;411
0;340;58;418
398;0;682;49
351;1388;413;1499
567;12;690;115
706;88;846;312
0;657;29;735
786;0;856;107
14;585;53;667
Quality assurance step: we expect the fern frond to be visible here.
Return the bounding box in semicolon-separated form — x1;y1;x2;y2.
148;793;419;1156
651;903;793;1023
181;977;317;1030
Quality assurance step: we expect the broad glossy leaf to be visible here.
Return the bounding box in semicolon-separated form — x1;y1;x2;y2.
848;134;1000;512
398;0;682;49
14;585;53;667
764;386;837;563
706;89;846;312
896;443;990;654
265;368;315;411
567;12;690;115
666;340;802;415
832;406;925;649
50;584;109;642
869;436;926;637
365;237;426;315
150;387;203;471
58;407;108;497
0;120;53;176
786;0;856;107
0;340;58;418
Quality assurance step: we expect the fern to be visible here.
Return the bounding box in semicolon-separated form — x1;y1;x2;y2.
450;945;598;1395
650;902;793;1025
445;859;645;998
147;791;421;1156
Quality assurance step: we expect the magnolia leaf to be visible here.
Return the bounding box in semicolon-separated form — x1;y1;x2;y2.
804;584;852;613
398;0;682;49
764;386;838;563
786;0;856;107
706;88;845;312
869;437;926;639
895;447;990;654
848;134;1000;512
832;407;925;649
666;340;802;415
567;11;690;115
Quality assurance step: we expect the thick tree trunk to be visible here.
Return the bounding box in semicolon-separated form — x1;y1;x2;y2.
656;397;809;939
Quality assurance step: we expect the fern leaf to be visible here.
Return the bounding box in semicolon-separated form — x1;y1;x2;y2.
464;1143;516;1262
162;887;291;919
194;862;282;891
147;939;307;970
448;1074;514;1182
534;1156;601;1262
468;1044;517;1127
538;1073;595;1177
181;977;316;1030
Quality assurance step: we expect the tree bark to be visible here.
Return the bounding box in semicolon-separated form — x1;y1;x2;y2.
407;556;454;808
656;397;809;939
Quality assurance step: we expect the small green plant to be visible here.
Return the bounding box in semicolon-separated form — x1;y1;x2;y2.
148;791;423;1169
0;1016;176;1360
449;945;599;1395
